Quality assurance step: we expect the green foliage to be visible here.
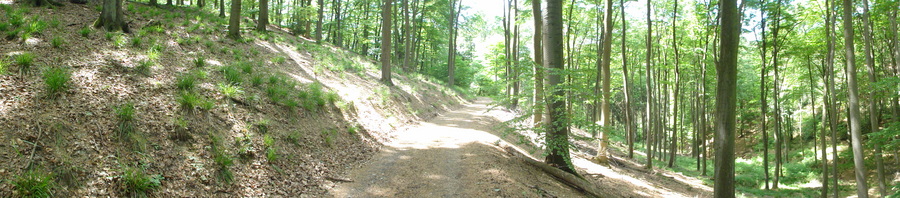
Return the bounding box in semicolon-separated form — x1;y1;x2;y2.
79;26;91;37
50;36;63;48
112;34;126;47
42;67;71;98
0;58;7;75
114;102;136;138
263;134;277;162
120;166;162;197
12;169;55;198
176;91;202;110
209;134;234;184
135;60;153;75
131;36;142;48
16;52;34;74
271;56;286;64
175;73;197;91
254;119;271;134
222;65;243;85
321;129;336;147
24;20;46;35
348;125;359;135
216;83;243;99
250;75;263;87
193;56;206;68
286;130;303;146
234;133;255;160
239;62;253;74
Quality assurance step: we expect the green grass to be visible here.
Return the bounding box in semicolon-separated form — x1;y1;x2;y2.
12;169;56;198
263;134;277;162
114;103;136;138
112;34;127;47
286;130;303;146
322;129;336;147
120;166;162;197
209;134;234;184
193;56;205;68
42;67;71;98
271;56;286;64
176;91;202;110
175;73;197;91
135;60;153;75
250;75;263;87
254;119;271;134
235;134;254;160
16;52;34;74
216;83;243;99
223;65;242;85
24;20;47;35
79;26;91;37
0;58;8;75
50;36;63;48
239;62;253;74
131;36;142;48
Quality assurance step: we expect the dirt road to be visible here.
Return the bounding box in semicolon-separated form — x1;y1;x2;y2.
329;98;587;198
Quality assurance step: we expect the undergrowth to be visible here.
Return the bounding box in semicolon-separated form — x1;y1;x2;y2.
12;169;56;198
120;165;162;197
42;66;71;98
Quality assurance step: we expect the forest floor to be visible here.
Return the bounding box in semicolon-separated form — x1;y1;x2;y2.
330;97;714;198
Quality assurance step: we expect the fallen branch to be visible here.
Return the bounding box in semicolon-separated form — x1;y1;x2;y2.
325;176;354;183
503;145;608;198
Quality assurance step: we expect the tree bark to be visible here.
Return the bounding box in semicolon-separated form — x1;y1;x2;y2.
667;0;680;168
95;0;129;33
757;0;770;188
532;0;545;127
859;0;887;195
219;0;224;17
381;0;393;85
592;0;613;165
841;0;869;195
228;0;241;39
543;0;576;174
621;0;634;159
713;0;740;195
257;0;268;31
316;0;325;43
644;0;654;170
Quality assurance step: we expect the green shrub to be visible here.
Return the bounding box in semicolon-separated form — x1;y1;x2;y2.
16;52;34;73
175;73;196;91
12;169;55;198
120;166;162;197
42;67;71;98
50;36;63;48
79;26;91;37
0;23;9;32
222;66;242;85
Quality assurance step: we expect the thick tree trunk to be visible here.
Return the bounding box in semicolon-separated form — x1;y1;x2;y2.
316;0;325;43
219;0;224;17
257;0;268;31
381;0;393;85
532;0;545;127
543;0;576;174
228;0;241;39
95;0;129;33
713;0;740;195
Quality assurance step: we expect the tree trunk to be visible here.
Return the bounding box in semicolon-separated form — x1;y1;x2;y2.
823;0;839;195
380;0;393;85
667;0;679;168
621;0;634;159
840;0;870;195
219;0;224;17
532;0;545;127
448;0;460;86
316;0;325;43
228;0;241;39
592;0;613;165
758;0;770;188
859;0;887;195
713;0;740;195
257;0;268;31
95;0;129;33
543;0;577;175
644;0;653;170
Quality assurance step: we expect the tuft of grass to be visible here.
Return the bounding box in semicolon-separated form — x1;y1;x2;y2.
250;75;263;87
135;60;153;75
193;56;205;68
222;65;242;85
199;99;215;111
114;102;136;138
49;19;60;29
348;125;359;135
112;34;127;47
120;166;162;197
50;36;63;48
0;58;8;75
12;169;56;198
216;83;243;99
16;52;34;74
79;26;91;37
176;91;201;110
322;129;336;147
24;20;47;35
42;67;71;98
271;56;286;64
5;29;20;40
238;62;253;74
105;32;115;40
235;133;255;160
131;36;142;48
286;131;303;146
209;134;234;184
175;73;196;91
254;119;270;134
263;134;277;162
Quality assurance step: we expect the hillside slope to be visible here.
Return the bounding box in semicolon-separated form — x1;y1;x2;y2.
0;2;466;197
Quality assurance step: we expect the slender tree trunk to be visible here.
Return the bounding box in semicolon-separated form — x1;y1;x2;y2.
592;0;614;165
758;1;770;188
219;0;224;17
543;0;577;174
333;0;343;47
860;0;887;195
512;0;520;108
381;0;393;85
840;0;870;195
644;0;654;170
771;0;784;189
533;0;545;127
257;0;269;31
824;0;839;195
713;0;740;195
667;0;679;168
621;0;634;159
402;0;411;72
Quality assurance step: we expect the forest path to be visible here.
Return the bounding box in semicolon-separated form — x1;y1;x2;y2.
329;98;588;198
